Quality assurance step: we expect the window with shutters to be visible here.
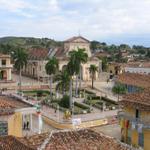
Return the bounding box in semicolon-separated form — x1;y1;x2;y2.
0;121;8;136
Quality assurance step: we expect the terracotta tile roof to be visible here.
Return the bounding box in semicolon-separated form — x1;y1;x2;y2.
0;99;15;116
0;95;33;116
0;95;32;109
94;52;111;58
125;61;150;68
0;136;34;150
27;48;49;60
120;88;150;110
19;133;49;149
65;36;90;43
45;129;134;150
0;53;11;58
89;56;99;61
4;129;136;150
54;47;65;57
117;73;150;88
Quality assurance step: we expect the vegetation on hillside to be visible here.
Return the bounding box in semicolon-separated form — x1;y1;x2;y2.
90;40;150;57
0;36;62;54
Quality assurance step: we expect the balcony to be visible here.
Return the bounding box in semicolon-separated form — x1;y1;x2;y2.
118;111;150;128
0;64;13;68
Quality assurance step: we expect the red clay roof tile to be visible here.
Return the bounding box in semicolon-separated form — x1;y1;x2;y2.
12;129;136;150
121;88;150;110
117;73;150;88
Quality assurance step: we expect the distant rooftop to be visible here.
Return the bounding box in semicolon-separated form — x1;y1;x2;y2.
125;61;150;68
0;98;15;116
0;129;136;150
121;88;150;111
0;53;11;58
117;73;150;88
27;48;49;60
64;36;90;43
0;95;32;116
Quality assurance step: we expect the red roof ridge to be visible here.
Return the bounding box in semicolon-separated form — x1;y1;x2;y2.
65;36;90;43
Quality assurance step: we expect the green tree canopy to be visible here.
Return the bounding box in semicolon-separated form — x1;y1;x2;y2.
55;70;70;95
45;57;59;75
13;48;28;71
112;84;127;101
45;56;59;97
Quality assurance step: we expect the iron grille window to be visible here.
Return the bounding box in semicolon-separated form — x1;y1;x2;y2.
0;121;8;136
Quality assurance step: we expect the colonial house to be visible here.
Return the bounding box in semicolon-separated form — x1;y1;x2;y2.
0;95;37;137
124;61;150;75
118;88;150;150
23;36;102;82
117;73;150;93
0;54;12;81
108;62;124;78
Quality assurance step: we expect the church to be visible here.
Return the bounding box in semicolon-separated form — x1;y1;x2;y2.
23;36;102;82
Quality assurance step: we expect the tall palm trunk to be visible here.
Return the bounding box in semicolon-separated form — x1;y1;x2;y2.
50;75;53;98
75;75;79;97
62;83;65;96
19;68;22;93
79;65;82;92
92;74;94;89
69;77;73;113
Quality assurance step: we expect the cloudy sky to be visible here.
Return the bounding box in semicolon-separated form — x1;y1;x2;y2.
0;0;150;46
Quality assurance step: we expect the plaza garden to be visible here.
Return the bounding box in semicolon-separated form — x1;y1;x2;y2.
22;89;118;116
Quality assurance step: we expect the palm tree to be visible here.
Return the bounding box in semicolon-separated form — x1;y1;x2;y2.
45;57;59;98
67;58;76;112
13;48;28;93
55;70;70;95
112;84;127;102
68;48;88;97
89;64;98;89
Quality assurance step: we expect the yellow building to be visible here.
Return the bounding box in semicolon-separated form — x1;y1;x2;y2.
0;95;36;137
118;88;150;150
0;53;12;81
108;62;124;76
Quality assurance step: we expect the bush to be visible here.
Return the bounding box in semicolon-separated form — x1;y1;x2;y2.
87;96;101;100
23;90;50;97
37;90;43;97
101;97;118;105
59;95;70;108
74;102;90;110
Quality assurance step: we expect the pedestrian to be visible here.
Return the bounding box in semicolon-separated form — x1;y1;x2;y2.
23;122;26;130
26;115;30;130
26;121;29;130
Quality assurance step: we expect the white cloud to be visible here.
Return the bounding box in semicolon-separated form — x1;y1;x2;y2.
0;0;150;45
0;0;31;11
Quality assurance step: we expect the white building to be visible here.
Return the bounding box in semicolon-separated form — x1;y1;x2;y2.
124;62;150;74
23;36;102;82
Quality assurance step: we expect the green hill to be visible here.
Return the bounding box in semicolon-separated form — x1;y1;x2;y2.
0;36;62;54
